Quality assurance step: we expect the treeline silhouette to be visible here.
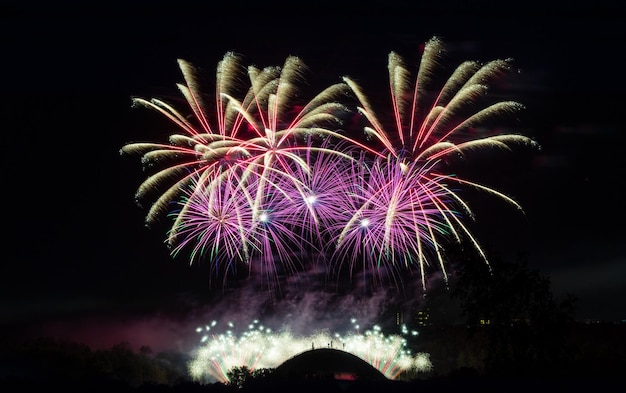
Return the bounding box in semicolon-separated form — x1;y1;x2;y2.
0;331;623;393
1;252;624;392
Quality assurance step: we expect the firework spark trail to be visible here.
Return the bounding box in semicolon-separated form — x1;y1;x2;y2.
336;35;540;289
331;156;464;292
187;319;432;383
122;52;370;290
119;34;539;385
120;53;353;228
270;138;361;253
170;164;323;291
120;53;251;226
122;36;538;295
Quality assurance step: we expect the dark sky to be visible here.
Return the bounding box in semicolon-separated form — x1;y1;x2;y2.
1;2;624;353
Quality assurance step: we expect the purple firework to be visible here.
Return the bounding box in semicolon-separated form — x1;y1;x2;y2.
330;155;478;292
336;36;539;289
122;36;538;295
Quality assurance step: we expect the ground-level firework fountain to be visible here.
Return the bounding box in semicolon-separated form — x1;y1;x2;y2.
187;319;432;383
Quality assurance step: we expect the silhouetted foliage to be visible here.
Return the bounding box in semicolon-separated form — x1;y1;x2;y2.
225;366;274;389
226;365;251;389
449;249;578;376
0;337;189;388
1;320;624;392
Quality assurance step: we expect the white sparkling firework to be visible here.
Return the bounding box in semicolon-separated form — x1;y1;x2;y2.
187;319;432;383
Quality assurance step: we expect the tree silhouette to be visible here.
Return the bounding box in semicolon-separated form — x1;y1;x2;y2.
225;366;275;389
449;248;577;376
226;366;254;389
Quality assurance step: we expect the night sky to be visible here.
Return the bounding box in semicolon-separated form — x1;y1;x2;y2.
1;2;624;353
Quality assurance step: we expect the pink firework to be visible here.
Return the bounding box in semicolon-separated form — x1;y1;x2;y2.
120;52;252;226
269;138;361;252
343;37;537;163
167;169;257;286
121;53;358;233
331;155;480;291
122;36;538;294
169;138;361;289
121;52;373;291
336;36;539;289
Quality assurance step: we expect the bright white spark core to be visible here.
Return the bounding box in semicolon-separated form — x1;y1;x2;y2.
187;319;432;383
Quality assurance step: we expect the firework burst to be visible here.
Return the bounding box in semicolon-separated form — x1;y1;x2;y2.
330;156;466;291
335;36;539;289
122;36;538;383
120;52;251;226
122;36;538;294
121;53;364;288
120;53;357;232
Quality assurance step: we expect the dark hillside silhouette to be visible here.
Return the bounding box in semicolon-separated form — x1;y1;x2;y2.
270;348;387;381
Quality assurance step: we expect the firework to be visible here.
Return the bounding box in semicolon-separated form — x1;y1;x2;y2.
187;319;432;383
122;36;538;294
120;52;251;226
268;138;361;253
121;36;536;384
168;137;362;290
121;53;365;288
330;156;466;291
120;53;356;232
335;36;539;289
